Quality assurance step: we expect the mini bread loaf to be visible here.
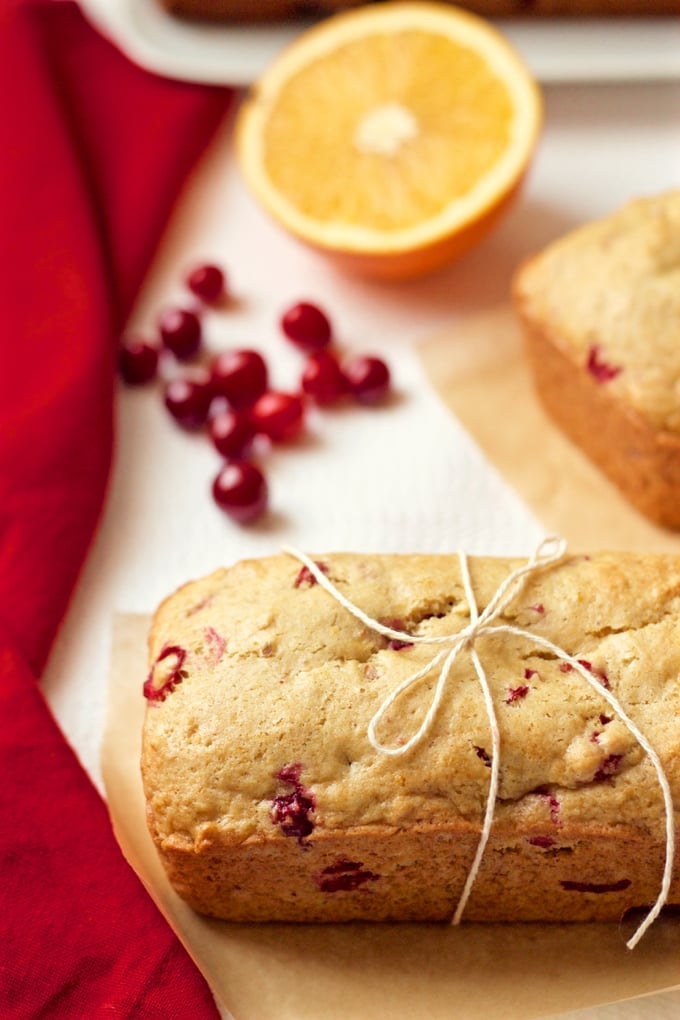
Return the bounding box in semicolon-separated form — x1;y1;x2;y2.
141;549;680;926
513;190;680;530
158;1;680;20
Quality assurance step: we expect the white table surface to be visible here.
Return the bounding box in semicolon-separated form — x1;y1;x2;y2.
42;16;680;1016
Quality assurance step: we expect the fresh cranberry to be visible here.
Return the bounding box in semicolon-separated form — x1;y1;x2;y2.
164;371;214;429
301;352;348;405
281;301;332;352
212;460;268;523
119;336;159;385
158;307;202;360
209;407;255;457
186;262;225;304
343;355;390;404
210;349;268;408
251;391;305;442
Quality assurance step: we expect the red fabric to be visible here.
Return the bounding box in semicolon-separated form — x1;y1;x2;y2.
0;2;231;1015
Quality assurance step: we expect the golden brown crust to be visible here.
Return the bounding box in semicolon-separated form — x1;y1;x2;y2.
152;813;677;924
142;551;680;923
158;0;680;20
516;290;680;530
513;190;680;530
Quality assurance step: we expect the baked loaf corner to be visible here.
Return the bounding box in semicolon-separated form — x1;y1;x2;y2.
141;549;680;924
513;190;680;529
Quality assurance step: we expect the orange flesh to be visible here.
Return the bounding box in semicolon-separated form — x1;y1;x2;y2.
261;31;514;232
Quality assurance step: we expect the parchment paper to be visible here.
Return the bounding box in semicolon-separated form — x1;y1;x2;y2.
103;614;680;1020
419;305;680;555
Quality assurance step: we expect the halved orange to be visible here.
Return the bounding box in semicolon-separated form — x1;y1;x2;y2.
236;2;543;281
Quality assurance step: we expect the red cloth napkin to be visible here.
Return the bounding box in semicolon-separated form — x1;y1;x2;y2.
0;2;231;1015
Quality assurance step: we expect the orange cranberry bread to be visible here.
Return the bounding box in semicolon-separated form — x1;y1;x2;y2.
159;1;680;19
141;549;680;924
513;190;680;530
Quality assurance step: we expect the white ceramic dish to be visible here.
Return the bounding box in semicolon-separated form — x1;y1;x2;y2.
80;0;680;85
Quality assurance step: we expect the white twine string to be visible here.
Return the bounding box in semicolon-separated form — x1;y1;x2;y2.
282;538;674;949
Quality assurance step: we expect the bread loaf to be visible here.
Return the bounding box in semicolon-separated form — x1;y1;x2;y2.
158;1;680;20
513;190;680;530
141;548;680;928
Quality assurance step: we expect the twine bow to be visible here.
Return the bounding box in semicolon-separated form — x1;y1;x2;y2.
283;538;674;949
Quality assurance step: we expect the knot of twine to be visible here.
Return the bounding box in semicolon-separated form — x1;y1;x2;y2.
283;537;675;949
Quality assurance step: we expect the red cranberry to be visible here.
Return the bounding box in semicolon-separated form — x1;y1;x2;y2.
528;835;556;849
561;879;631;894
505;684;530;704
317;860;380;892
379;618;414;651
271;764;316;844
119;336;159;385
210;349;268;408
534;789;561;824
143;645;186;703
593;753;623;782
209;407;255;457
159;307;202;360
293;561;329;588
186;262;225;304
212;460;268;523
281;301;332;352
203;626;226;663
251;391;305;443
343;355;390;404
587;344;622;383
164;371;214;429
301;352;348;405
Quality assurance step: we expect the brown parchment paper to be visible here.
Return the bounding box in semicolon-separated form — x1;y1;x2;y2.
103;614;680;1020
419;304;680;554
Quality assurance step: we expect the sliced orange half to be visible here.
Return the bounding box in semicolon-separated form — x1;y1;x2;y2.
236;2;542;281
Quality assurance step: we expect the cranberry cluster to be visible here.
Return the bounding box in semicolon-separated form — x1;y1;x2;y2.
118;263;391;523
